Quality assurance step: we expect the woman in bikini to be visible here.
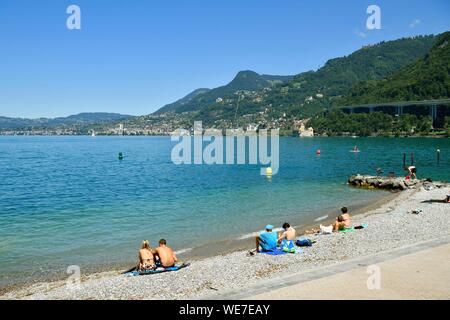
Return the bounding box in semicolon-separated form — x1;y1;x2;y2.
138;240;156;271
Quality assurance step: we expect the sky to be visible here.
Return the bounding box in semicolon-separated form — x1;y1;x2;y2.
0;0;449;118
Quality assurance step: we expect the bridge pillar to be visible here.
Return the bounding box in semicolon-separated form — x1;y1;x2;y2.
395;106;403;116
430;105;437;121
369;107;374;113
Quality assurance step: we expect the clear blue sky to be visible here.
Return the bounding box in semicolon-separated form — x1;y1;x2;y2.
0;0;449;118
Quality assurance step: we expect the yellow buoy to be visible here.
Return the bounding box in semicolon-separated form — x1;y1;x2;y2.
265;167;273;176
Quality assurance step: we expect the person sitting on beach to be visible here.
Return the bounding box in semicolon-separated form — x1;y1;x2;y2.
138;240;156;271
332;215;346;232
153;239;178;268
256;225;278;253
446;195;450;203
332;207;351;232
405;166;417;180
278;223;296;253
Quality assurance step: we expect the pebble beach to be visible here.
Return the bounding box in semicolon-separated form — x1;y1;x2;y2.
1;182;449;300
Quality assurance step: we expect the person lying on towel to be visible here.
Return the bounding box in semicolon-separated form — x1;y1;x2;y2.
153;239;178;268
278;222;296;253
256;225;278;253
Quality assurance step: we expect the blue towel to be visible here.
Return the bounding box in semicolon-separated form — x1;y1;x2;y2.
260;248;287;255
124;263;190;276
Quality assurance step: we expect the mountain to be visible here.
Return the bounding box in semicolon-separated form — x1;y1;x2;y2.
260;34;437;117
153;35;437;125
0;112;133;129
336;31;450;105
155;88;211;114
154;70;293;114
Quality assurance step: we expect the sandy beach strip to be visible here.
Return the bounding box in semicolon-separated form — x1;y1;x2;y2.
1;183;449;300
243;241;450;300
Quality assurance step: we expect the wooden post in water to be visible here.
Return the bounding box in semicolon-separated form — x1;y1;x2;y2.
437;149;441;164
403;153;406;168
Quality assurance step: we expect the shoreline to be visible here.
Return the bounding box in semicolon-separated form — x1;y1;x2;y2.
0;189;394;295
3;183;448;300
1;134;449;138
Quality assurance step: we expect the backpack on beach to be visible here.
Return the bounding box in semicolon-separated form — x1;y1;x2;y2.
296;238;314;247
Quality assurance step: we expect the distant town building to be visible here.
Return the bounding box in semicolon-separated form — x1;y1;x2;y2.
294;120;314;137
299;123;314;137
246;123;258;132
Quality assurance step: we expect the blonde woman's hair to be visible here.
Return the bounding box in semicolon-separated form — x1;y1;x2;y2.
141;240;150;250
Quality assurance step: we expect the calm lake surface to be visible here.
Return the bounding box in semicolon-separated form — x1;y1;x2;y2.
0;136;449;288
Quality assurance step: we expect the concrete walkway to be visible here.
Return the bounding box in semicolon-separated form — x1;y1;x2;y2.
209;237;450;300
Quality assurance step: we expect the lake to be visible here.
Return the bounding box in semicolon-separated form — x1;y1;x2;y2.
0;136;449;289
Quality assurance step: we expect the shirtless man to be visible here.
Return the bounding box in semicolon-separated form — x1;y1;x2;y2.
333;207;351;231
278;222;296;242
153;239;178;268
278;222;296;252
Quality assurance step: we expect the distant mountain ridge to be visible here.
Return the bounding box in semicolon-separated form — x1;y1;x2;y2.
0;112;133;129
336;31;450;105
153;34;437;124
155;88;211;114
155;70;293;114
258;34;438;117
2;32;446;133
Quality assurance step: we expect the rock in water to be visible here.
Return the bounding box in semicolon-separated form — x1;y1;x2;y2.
347;174;422;191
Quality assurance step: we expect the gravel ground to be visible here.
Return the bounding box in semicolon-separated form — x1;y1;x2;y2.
1;184;449;300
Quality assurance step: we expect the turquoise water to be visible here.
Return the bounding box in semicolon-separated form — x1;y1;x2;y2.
0;136;449;288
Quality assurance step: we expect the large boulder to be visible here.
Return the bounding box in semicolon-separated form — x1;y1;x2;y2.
348;174;413;191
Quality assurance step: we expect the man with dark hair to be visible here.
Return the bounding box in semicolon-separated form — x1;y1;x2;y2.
333;207;351;231
278;222;296;253
153;239;177;268
278;223;296;241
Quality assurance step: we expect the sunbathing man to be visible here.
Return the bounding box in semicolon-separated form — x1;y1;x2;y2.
332;207;352;232
153;239;178;268
138;240;156;271
256;225;278;253
278;223;296;252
